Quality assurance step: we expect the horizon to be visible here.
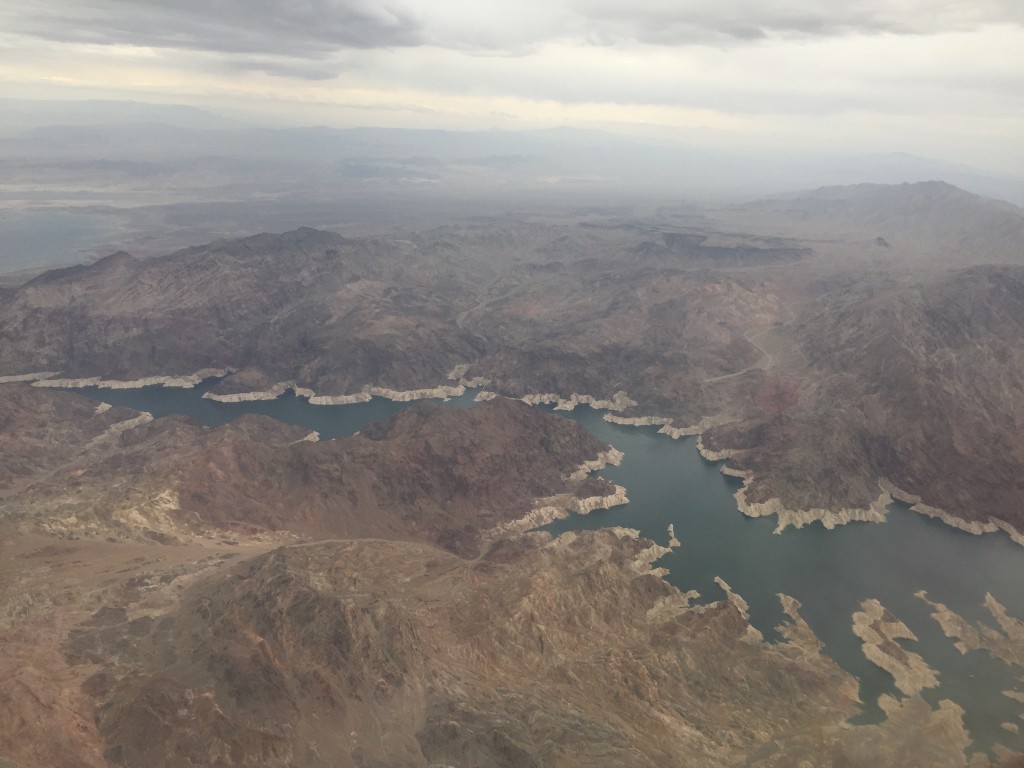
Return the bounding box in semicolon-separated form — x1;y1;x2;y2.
2;0;1023;177
4;94;1024;206
2;93;1023;275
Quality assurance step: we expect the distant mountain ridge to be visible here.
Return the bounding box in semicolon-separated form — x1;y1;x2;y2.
749;180;1021;211
729;181;1024;265
4;97;1024;203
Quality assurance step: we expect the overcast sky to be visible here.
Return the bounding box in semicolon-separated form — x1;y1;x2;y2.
2;0;1023;172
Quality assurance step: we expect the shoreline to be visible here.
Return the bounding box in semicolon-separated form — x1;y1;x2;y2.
482;446;631;545
567;446;624;482
3;367;481;408
571;485;629;515
199;363;493;405
692;435;1024;548
205;381;470;405
0;371;59;384
851;598;939;697
520;390;637;413
8;366;1022;548
604;413;729;439
883;482;1024;547
27;368;232;390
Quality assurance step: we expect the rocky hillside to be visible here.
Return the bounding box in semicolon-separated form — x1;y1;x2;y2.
2;387;612;556
2;184;1023;535
729;181;1024;266
704;265;1024;530
59;530;991;768
0;227;486;390
0;386;138;488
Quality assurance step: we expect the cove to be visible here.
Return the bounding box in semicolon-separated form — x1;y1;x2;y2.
539;405;1024;756
69;376;478;438
70;382;1024;754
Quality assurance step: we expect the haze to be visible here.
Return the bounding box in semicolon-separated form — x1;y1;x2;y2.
2;0;1024;268
2;0;1023;171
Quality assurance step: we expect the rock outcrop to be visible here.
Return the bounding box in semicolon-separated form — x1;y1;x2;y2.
5;199;1024;535
852;598;940;696
63;530;959;768
1;388;614;556
39;529;1011;768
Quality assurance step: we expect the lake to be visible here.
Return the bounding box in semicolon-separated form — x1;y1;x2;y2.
0;210;125;272
71;379;1024;754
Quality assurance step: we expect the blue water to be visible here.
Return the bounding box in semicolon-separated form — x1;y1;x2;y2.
70;377;476;439
69;382;1024;753
537;407;1024;753
0;210;124;272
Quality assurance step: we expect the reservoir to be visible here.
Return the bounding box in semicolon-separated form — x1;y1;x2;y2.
72;380;1024;755
0;210;125;272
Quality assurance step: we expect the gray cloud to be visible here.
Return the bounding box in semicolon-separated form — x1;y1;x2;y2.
10;0;1024;62
575;0;1024;45
4;0;422;56
213;55;351;82
4;0;1024;82
407;0;1024;54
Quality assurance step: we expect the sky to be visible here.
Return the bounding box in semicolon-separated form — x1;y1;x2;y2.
2;0;1023;173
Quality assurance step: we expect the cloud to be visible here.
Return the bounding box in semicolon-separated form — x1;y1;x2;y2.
8;0;1024;69
3;0;423;58
213;56;349;82
2;0;1024;175
572;0;1024;45
407;0;1024;53
321;25;1024;122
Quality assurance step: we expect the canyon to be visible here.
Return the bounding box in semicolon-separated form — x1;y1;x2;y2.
3;181;1024;766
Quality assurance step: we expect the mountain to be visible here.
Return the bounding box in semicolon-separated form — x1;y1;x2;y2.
0;98;247;135
726;181;1024;266
706;264;1024;529
1;387;613;556
57;532;984;767
5;183;1024;767
817;153;1024;206
0;227;486;389
6;108;1023;203
3;183;1024;555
